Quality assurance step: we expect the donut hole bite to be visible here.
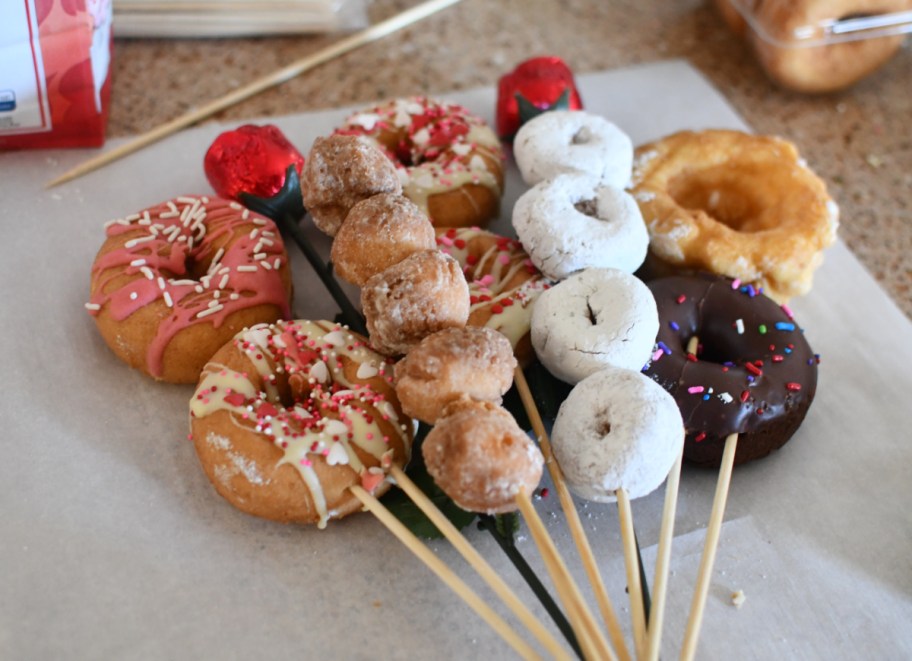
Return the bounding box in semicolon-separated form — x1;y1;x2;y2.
331;194;436;286
394;326;516;424
301;134;402;237
422;399;544;514
361;249;470;356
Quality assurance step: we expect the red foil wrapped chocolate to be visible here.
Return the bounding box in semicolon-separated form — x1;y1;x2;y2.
204;124;305;201
496;56;583;142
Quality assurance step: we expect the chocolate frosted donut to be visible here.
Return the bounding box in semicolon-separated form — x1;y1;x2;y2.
642;273;818;467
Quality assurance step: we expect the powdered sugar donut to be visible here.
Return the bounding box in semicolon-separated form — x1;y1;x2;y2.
512;173;649;280
531;268;658;384
513;110;633;188
551;366;683;503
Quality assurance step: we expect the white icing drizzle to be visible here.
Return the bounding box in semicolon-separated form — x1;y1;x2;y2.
191;320;410;528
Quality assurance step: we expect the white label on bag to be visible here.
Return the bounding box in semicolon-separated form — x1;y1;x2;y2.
0;0;52;135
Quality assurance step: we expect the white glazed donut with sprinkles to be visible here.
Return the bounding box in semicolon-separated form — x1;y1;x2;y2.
189;319;414;528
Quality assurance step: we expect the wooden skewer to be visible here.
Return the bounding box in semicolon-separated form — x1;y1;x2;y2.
616;489;647;660
45;0;463;189
349;485;541;661
514;367;631;661
679;433;739;661
389;465;571;661
645;449;683;661
515;492;616;661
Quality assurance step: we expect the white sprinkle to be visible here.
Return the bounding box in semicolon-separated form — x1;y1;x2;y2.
273;258;281;270
197;304;224;319
253;218;268;226
194;286;204;294
261;230;275;238
124;235;155;249
157;277;166;290
261;261;272;270
254;251;267;260
130;292;138;300
176;196;197;204
236;265;258;273
130;258;146;267
140;267;155;280
213;290;221;299
84;302;101;311
230;293;240;300
163;291;174;307
719;392;734;404
207;299;221;308
219;274;229;289
229;201;243;210
241;209;249;220
735;318;745;335
170;279;196;286
357;362;379;379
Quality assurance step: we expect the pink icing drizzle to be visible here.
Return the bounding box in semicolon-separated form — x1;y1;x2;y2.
89;196;291;377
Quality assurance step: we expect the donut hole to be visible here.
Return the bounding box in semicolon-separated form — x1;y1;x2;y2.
574;198;599;218
667;167;770;233
571;126;592;145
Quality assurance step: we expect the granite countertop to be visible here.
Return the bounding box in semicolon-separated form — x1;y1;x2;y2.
108;0;912;318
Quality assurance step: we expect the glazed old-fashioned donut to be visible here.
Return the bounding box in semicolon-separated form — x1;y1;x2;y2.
513;172;649;280
642;273;819;467
531;268;659;384
331;193;436;286
334;96;505;229
749;0;912;93
394;326;516;424
189;319;413;527
422;399;543;514
435;226;551;364
361;249;470;356
513;110;634;188
551;366;683;502
301;134;402;237
630;129;838;303
87;196;293;383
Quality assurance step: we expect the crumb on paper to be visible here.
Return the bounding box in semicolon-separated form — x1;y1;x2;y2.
731;589;746;609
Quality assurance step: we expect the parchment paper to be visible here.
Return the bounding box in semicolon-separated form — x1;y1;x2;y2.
2;60;910;660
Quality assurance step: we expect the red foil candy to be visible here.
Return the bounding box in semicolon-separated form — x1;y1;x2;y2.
496;56;583;142
204;124;305;200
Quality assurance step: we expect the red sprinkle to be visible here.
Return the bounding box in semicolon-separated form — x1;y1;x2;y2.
740;390;750;403
786;382;802;391
686;353;697;362
694;432;707;443
540;487;550;498
745;362;763;376
676;294;686;304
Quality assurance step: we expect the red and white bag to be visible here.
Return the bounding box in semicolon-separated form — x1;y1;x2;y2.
0;0;113;149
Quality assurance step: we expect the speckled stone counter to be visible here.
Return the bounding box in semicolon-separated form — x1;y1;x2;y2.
108;0;912;318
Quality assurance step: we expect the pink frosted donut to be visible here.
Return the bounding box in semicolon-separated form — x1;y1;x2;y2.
87;196;293;383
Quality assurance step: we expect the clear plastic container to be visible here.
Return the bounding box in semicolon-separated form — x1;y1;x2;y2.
714;0;912;92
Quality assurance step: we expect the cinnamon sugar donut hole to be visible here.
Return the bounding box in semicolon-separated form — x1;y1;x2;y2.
331;193;436;286
361;249;470;356
394;326;516;424
422;399;543;514
301;135;401;237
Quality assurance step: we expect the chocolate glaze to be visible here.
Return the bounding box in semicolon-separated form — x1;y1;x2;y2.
642;274;818;467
